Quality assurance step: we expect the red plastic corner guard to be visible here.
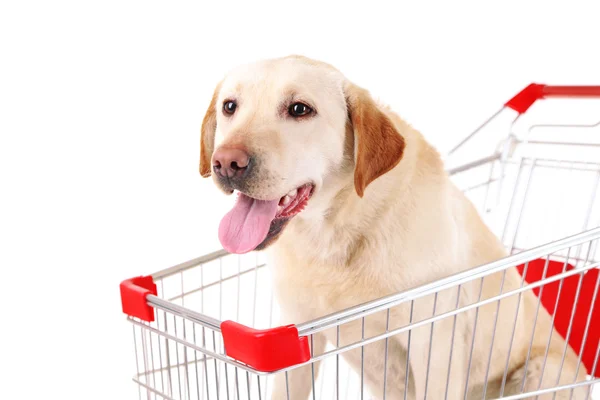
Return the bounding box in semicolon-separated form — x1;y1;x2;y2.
505;84;600;114
120;276;157;322
505;83;546;114
221;321;311;372
516;258;599;378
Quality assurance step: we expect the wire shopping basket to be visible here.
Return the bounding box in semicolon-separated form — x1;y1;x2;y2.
120;84;600;400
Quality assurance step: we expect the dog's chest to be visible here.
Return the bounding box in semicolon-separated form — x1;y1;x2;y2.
267;245;411;321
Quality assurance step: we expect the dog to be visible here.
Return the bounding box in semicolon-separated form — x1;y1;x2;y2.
198;55;589;399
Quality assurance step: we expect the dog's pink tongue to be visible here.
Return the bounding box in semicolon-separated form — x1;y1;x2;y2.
218;194;279;254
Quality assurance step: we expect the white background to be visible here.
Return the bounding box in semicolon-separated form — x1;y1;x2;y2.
1;1;600;399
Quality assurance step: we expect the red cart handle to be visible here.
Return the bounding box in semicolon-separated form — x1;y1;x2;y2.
506;84;600;114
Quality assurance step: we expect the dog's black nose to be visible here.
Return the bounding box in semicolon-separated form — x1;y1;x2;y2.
212;147;250;179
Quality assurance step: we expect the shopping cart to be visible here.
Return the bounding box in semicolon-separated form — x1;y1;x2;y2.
120;84;600;400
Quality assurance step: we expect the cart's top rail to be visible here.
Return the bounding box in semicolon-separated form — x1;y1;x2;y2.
294;226;600;335
506;84;600;114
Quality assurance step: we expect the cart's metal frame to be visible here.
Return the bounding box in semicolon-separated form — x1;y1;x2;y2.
122;84;600;400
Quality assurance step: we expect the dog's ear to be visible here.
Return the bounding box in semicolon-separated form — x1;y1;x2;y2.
199;82;222;178
344;82;406;197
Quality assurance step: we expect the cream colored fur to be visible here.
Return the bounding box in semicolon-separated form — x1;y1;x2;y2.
201;55;588;400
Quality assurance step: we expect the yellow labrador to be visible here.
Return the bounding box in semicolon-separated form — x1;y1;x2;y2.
199;55;588;399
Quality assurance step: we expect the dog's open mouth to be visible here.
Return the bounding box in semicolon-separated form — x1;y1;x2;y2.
218;183;315;254
275;183;314;219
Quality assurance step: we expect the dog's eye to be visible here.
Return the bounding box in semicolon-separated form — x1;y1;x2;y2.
288;102;313;118
223;101;237;115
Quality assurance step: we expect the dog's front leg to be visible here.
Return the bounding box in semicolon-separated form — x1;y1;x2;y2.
397;292;468;400
270;331;326;400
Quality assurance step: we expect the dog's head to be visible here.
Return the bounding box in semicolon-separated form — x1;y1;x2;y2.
200;55;405;254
